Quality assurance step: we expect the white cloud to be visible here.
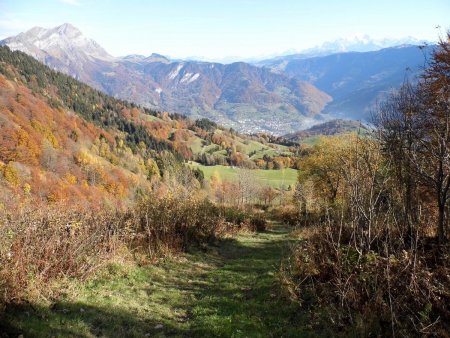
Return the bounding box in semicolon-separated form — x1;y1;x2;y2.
60;0;80;5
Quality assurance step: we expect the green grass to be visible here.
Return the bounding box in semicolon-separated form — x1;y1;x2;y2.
191;163;298;189
234;139;269;154
250;149;294;160
187;128;290;161
252;169;297;188
141;114;164;122
1;224;313;337
187;225;308;337
249;148;277;160
299;135;322;146
188;135;205;154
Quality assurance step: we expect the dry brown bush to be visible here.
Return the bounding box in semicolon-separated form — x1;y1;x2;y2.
0;195;231;306
0;205;125;304
281;123;450;335
129;193;226;256
281;222;450;337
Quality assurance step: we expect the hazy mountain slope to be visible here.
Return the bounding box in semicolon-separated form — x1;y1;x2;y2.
1;24;331;134
260;45;430;120
284;119;368;143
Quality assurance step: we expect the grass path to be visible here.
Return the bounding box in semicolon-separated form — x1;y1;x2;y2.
1;223;311;337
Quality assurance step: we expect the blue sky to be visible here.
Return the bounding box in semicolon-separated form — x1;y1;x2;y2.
0;0;448;60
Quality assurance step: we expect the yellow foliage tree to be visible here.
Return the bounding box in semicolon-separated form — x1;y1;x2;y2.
298;135;354;204
2;162;20;187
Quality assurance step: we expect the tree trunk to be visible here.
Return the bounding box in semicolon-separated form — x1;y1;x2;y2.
437;199;446;244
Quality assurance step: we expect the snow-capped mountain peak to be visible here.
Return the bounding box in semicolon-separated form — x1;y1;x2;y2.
0;23;116;88
301;35;429;56
1;23;114;62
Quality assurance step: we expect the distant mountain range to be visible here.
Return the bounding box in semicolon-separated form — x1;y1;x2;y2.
259;45;431;120
296;35;428;57
0;23;432;134
185;36;429;64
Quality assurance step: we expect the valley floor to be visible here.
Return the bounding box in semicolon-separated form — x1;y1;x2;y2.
1;223;313;337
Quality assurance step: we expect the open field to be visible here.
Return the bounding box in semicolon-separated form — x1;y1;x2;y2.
190;163;298;189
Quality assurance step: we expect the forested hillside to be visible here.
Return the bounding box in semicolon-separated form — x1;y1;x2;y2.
284;118;368;143
0;46;302;208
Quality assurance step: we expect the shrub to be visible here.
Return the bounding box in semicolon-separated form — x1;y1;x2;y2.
249;214;267;232
219;206;249;226
269;205;300;226
0;206;125;304
0;196;230;306
217;206;268;232
280;219;450;336
130;194;225;255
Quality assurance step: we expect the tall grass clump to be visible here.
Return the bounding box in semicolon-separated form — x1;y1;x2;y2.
0;194;230;306
0;206;125;304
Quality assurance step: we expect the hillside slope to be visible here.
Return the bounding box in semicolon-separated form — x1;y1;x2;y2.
284;119;368;143
0;46;298;207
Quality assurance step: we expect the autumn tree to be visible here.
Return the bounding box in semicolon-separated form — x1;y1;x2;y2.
377;33;450;243
297;135;352;205
375;82;420;239
261;186;278;206
237;169;259;205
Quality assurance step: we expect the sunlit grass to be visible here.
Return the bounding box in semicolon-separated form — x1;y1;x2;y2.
190;163;298;189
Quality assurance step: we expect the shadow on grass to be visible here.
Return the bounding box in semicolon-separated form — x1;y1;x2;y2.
1;301;186;338
0;225;312;337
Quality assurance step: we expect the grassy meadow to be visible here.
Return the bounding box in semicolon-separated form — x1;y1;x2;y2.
190;163;298;189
